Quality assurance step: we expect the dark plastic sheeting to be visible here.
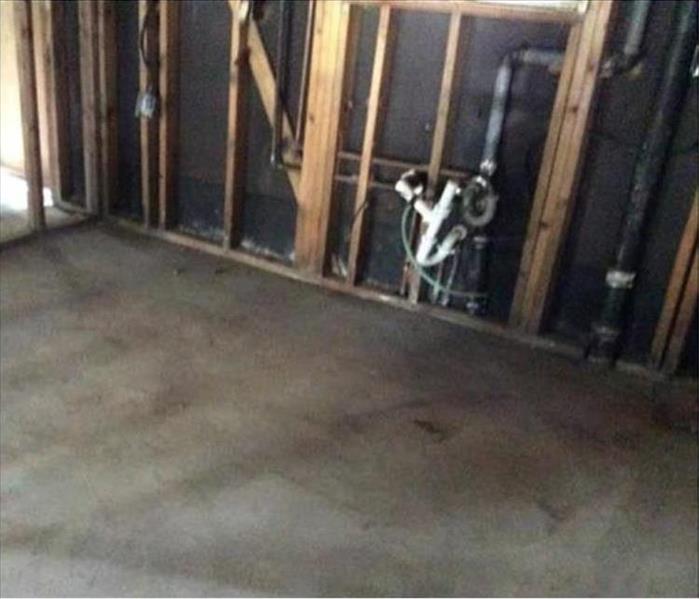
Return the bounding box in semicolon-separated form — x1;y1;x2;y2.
551;0;698;365
114;0;141;219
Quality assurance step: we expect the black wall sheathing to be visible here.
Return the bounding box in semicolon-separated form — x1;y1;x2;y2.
174;0;231;241
109;1;696;373
242;84;297;261
550;0;698;365
680;312;698;377
114;0;141;219
63;0;85;206
326;8;379;275
239;0;303;262
329;7;566;316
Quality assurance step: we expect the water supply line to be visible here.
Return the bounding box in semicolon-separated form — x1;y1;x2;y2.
464;46;562;314
587;0;698;365
480;48;563;178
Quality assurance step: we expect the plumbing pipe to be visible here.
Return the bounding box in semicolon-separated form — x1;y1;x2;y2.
480;48;563;177
439;246;462;307
602;0;653;77
461;175;498;228
414;180;461;266
418;225;468;268
271;0;291;168
588;0;698;365
470;47;562;315
463;235;490;316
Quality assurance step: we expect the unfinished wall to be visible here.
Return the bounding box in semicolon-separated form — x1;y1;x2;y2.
550;0;698;364
0;1;53;184
105;0;696;374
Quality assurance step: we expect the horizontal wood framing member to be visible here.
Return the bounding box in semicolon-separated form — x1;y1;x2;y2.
349;0;585;24
111;213;674;384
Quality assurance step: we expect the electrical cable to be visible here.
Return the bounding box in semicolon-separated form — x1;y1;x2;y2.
400;203;486;300
139;2;158;74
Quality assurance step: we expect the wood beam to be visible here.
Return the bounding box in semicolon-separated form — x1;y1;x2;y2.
651;192;699;372
295;0;357;274
346;5;395;285
158;0;179;230
139;0;159;226
223;0;249;249
247;21;300;197
338;151;471;180
663;250;698;374
41;0;71;204
78;0;101;214
97;0;118;216
405;11;465;301
14;0;45;232
349;0;584;24
509;0;614;333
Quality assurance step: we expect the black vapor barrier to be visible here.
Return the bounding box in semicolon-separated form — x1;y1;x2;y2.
550;0;698;366
328;6;568;320
114;0;141;219
174;0;230;241
171;0;304;260
64;0;86;207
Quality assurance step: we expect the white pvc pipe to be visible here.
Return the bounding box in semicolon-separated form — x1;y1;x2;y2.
417;225;467;267
415;180;462;266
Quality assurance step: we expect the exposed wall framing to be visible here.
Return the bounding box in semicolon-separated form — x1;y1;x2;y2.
40;0;71;205
158;0;178;230
66;0;693;377
651;192;699;373
509;0;615;333
114;0;617;347
138;0;159;226
222;0;249;248
346;5;395;285
78;0;101;214
404;10;467;302
294;0;357;273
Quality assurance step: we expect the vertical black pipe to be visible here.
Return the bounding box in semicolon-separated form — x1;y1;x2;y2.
589;0;698;364
464;235;490;316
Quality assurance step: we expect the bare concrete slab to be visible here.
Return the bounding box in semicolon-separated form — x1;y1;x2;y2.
1;224;696;597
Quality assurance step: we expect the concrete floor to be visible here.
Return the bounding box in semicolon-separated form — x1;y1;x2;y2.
0;170;83;244
1;225;697;597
